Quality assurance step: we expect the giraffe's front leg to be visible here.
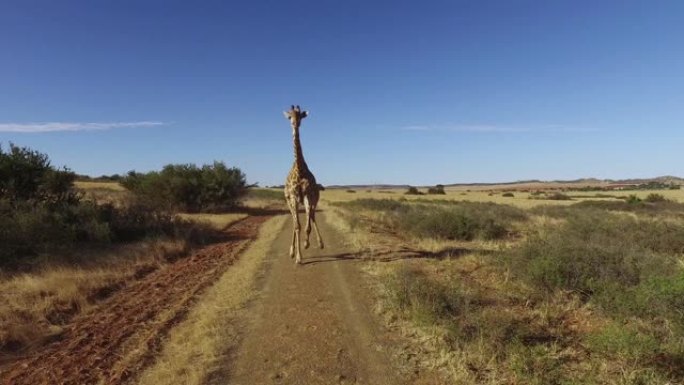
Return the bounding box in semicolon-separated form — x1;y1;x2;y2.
292;212;303;264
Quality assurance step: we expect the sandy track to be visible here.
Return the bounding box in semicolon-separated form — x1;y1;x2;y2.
221;213;405;385
0;215;271;385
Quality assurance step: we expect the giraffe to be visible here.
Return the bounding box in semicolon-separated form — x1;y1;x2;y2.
283;105;324;264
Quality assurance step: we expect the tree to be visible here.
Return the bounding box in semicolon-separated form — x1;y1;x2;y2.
120;161;248;212
0;143;79;205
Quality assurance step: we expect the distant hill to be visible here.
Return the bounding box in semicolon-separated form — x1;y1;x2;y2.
325;184;411;190
323;176;683;190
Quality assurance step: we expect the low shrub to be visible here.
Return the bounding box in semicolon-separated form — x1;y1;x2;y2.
405;186;423;195
586;323;659;362
509;211;684;330
531;199;684;218
336;198;406;212
645;193;667;203
546;192;572;200
502;192;515;197
511;212;680;293
385;266;469;325
0;199;214;270
397;206;508;240
427;185;446;195
626;194;642;204
335;199;526;241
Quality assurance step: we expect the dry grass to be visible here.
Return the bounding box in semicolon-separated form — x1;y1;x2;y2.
329;194;684;384
74;180;130;206
0;239;186;358
74;181;126;191
137;215;287;385
321;187;684;209
177;213;247;230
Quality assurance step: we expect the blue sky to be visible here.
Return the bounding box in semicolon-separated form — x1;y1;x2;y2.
1;1;682;186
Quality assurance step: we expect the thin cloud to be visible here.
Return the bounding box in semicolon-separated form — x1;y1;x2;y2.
446;124;531;133
400;125;431;131
0;121;166;133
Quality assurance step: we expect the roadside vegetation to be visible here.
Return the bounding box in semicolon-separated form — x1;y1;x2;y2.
335;198;526;241
0;144;251;359
333;192;684;384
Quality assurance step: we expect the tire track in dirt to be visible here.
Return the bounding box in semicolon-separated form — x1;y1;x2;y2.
0;214;271;385
220;213;406;385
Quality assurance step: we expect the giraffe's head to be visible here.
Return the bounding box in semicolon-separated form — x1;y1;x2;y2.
283;105;308;135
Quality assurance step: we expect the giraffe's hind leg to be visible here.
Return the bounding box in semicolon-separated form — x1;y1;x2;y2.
310;207;324;249
303;196;312;249
306;191;324;249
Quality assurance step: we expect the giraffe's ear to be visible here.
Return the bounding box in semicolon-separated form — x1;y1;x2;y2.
301;111;308;118
283;111;290;119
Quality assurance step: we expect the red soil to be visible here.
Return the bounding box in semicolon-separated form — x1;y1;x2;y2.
0;215;270;385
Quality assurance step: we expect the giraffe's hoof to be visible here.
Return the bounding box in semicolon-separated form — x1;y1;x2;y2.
304;241;310;249
319;243;325;249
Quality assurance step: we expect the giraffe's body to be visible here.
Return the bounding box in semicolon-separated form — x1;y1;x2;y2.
283;105;324;264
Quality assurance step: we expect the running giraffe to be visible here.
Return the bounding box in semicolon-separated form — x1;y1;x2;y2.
283;105;324;264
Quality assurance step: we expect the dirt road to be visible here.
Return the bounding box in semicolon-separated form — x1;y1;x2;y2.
220;212;406;385
1;212;417;385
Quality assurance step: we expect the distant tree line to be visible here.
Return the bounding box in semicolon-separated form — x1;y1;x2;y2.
405;185;446;195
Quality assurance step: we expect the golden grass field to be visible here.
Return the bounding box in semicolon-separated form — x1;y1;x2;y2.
321;186;684;384
75;180;684;208
320;186;684;207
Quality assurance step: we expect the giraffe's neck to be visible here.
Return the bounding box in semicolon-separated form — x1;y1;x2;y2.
293;129;307;170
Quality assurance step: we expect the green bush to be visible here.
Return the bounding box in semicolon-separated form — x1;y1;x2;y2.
336;199;526;241
0;199;214;269
586;323;659;361
121;162;248;212
0;143;80;205
405;186;423;195
397;206;508;240
511;212;680;294
625;194;642;204
546;192;572;200
386;267;469;325
0;145;219;269
427;185;446;195
532;199;684;218
645;193;667;203
502;192;515;197
509;210;684;325
336;198;406;212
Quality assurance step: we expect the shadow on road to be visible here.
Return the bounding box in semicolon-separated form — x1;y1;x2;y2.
231;206;327;217
301;246;495;265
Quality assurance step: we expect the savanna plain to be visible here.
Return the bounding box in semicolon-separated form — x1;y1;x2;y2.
2;151;684;385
